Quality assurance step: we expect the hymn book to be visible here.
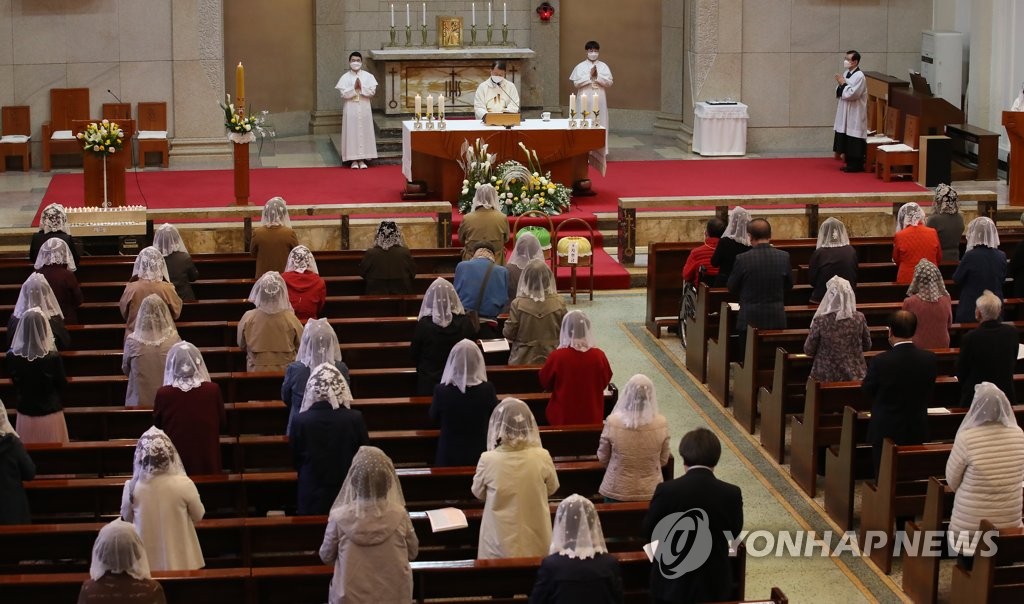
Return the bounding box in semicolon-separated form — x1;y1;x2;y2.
425;507;469;533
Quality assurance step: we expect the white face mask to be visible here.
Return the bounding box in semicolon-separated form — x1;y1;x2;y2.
350;62;361;71
491;75;504;85
843;59;852;70
587;51;599;61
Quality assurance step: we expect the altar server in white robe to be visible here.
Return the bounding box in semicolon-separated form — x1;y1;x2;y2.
570;40;613;165
335;52;378;169
832;49;868;173
1012;85;1024;111
474;60;521;120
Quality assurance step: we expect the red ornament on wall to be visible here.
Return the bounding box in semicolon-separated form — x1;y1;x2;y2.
536;2;554;21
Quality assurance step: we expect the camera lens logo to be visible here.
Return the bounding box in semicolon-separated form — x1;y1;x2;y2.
651;508;713;579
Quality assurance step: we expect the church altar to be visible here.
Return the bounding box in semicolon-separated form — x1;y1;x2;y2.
402;118;605;203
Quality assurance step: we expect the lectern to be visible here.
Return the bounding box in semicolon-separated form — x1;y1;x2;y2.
1006;111;1024;206
73;119;135;207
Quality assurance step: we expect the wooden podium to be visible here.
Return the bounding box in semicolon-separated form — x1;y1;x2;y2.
1006;111;1024;206
73;119;134;207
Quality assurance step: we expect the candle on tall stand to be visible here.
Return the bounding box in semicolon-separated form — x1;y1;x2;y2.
405;2;412;45
236;62;246;117
389;3;397;45
406;3;410;26
569;93;577;127
472;2;476;25
391;3;395;26
487;1;493;44
503;2;507;24
426;94;433;117
488;2;492;25
414;94;421;116
438;94;445;117
422;2;426;25
470;1;477;44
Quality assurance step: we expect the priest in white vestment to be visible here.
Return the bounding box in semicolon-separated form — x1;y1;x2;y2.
833;49;867;173
474;60;520;120
569;40;613;172
335;52;378;169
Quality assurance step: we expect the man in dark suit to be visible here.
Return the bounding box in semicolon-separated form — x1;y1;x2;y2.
957;290;1019;404
862;310;938;477
643;428;743;604
727;219;793;349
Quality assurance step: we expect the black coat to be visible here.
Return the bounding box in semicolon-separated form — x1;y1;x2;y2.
429;382;498;467
0;434;35;524
957;320;1019;405
410;315;475;396
290;402;369;515
528;552;625;604
642;468;744;604
863;342;938;462
164;251;199;302
807;245;858;303
4;352;67;416
952;246;1007;323
709;237;751;287
727;244;793;333
1009;241;1024;297
29;231;81;268
359;246;417;294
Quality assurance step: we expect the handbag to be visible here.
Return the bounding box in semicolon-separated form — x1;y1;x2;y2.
603;382;619;418
466;261;495;334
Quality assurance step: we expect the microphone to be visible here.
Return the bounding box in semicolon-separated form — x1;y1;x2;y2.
107;89;124;104
496;80;520;113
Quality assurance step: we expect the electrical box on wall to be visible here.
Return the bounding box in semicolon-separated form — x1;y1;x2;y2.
921;30;964;109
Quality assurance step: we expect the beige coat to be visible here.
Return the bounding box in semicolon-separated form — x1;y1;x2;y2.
502;296;567;365
123;335;181;408
237;309;304;372
119;281;182;334
120;473;205;571
472;446;559;559
946;423;1024;552
459;208;509;264
251;225;298;278
597;414;671;501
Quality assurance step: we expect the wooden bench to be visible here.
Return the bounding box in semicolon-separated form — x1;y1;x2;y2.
950;520;1024;603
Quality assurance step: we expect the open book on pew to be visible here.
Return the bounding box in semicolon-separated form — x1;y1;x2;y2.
426;507;469;533
479;338;510;353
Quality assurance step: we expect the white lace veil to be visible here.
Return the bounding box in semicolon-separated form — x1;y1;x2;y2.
162;341;211;392
0;399;19;438
965;216;1000;252
127;427;186;505
813;275;857;321
508;232;544;269
13;273;63;319
152;224;189;256
721;206;751;246
486;397;542;451
40;203;68;234
897;202;926;231
373;220;406;250
418;277;465;328
299;362;354;412
816;217;851;249
33;237;77;272
285;245;319;274
261;196;292;228
132;247;171;282
329;445;406;518
549;494;608;560
248;271;293;315
471;184;502;211
516;259;557;302
958;382;1020;436
89;518;152;581
127;294;178;346
608;374;660;429
439;339;488;393
558;310;595;352
296;318;342;368
10;307;56;360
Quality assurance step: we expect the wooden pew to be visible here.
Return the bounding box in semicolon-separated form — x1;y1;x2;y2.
684;284;730;383
950;520;1024;604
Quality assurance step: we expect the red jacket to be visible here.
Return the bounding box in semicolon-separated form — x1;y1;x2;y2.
682;237;721;284
282;271;327;324
539;347;613;425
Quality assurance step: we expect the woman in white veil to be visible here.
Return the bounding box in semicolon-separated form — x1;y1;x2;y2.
808;217;858;303
953;216;1007;323
359;220;417;295
237;271;304;372
33;237;84;324
282;245;327;322
598;374;670;502
282;318;350;435
78;518;166;603
152;223;199;302
540;310;613;425
120;247;182;336
530;494;624;603
459;183;511;263
30;202;81;267
120;427;205;571
153;341;225;476
412;278;475;395
251;196;298;278
893;202;942;284
945;382;1024;561
5;307;68;444
803;276;871;382
503;259;566;365
123;294;181;408
0;398;36;525
473;397;559;559
710;206;752;286
429;339;498;466
319;446;418;604
506;232;545;298
8;272;70;349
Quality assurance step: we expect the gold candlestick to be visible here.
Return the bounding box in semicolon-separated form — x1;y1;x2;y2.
414;113;422;129
592;110;600;128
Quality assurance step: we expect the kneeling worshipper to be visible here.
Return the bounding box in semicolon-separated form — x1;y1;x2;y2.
8;272;70;350
154;341;226;476
237;271;304;372
123;295;181;409
505;231;545;299
540;310;613;425
335;51;378;169
0;401;36;525
33;237;84;324
359;220;417;294
473;60;520;120
503;259;567;365
6;308;68;443
120;427;205;571
283;318;351;437
473;398;559;559
120;247;183;336
412;278;475;395
598;374;671;503
152;223;199;302
292;363;368;516
429;339;499;467
29;202;81;267
319;446;418;604
529;494;625;604
459;184;510;263
251;196;298;278
282;245;327;323
78;519;167;604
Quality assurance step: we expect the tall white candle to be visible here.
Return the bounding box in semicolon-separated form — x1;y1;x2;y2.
488;2;492;25
426;94;434;116
580;93;588;114
406;3;410;26
391;3;394;27
422;2;426;26
569;93;576;114
503;2;507;25
414;94;421;115
593;93;599;112
472;2;476;26
439;94;445;116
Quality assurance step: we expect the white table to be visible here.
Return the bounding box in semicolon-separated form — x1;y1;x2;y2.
692;102;749;156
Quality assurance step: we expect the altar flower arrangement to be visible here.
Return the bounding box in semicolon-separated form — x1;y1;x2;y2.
457;139;571;217
219;93;259;135
76;119;124;155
